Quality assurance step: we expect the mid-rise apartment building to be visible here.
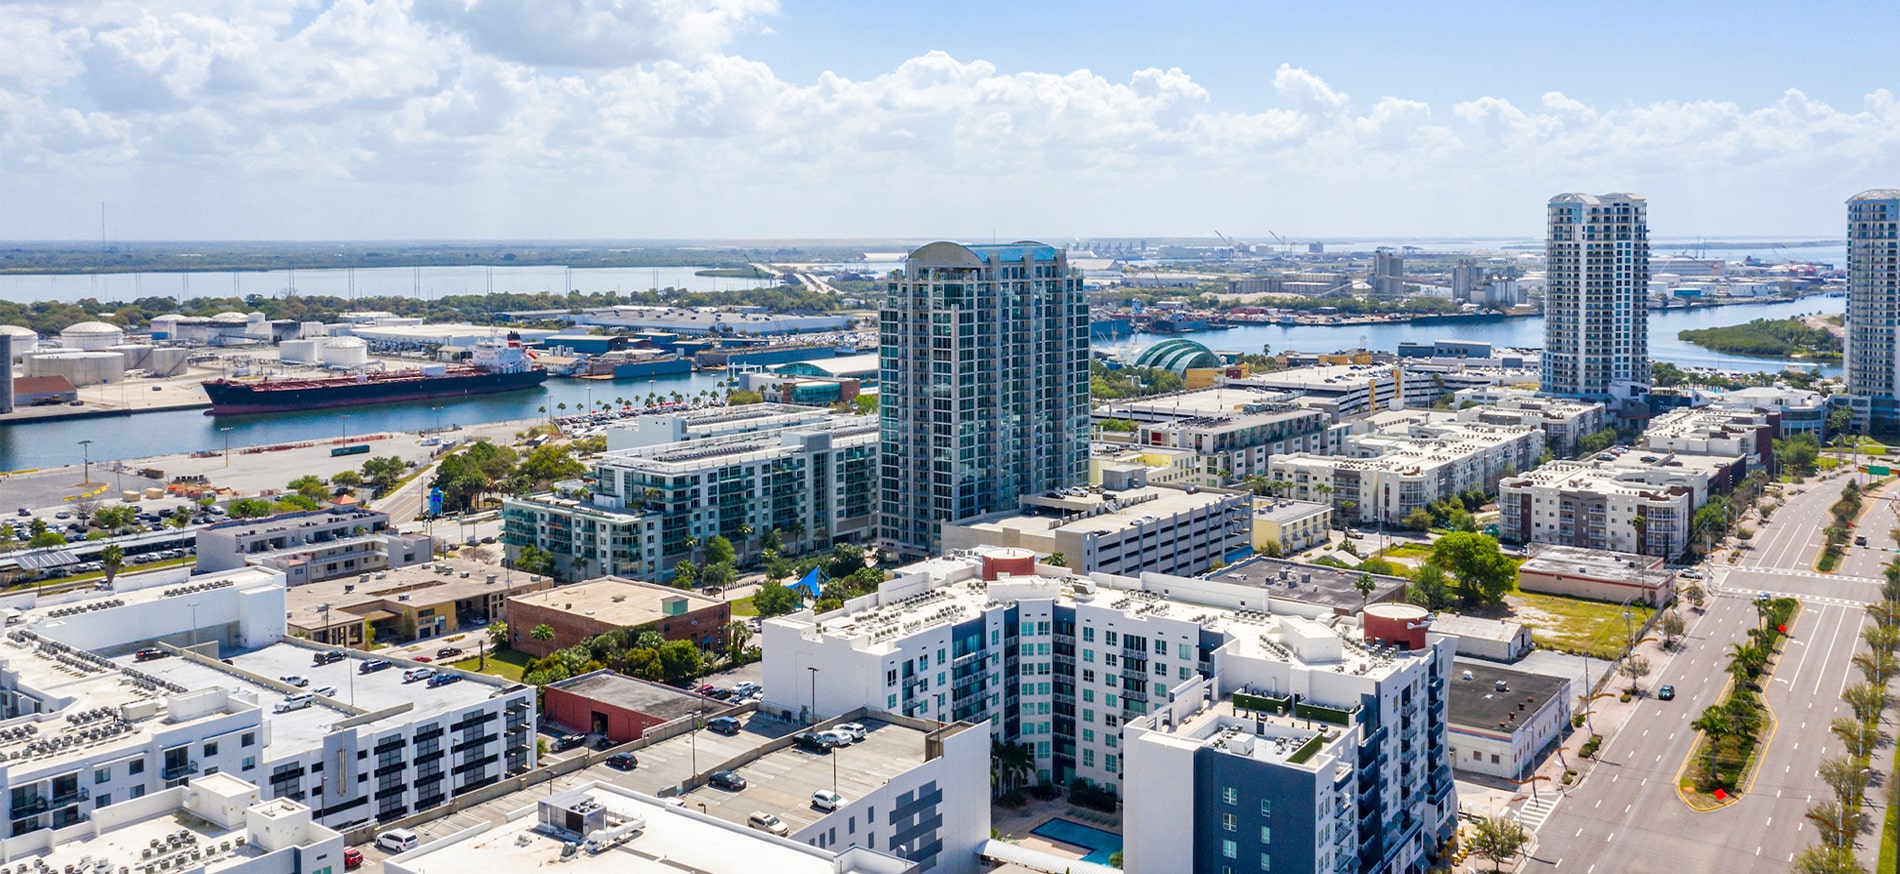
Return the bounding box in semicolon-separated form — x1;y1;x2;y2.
503;415;876;582
1497;457;1717;558
195;508;432;587
1268;418;1544;526
1093;389;1343;485
1448;388;1607;456
1229;364;1533;422
878;242;1090;559
1639;407;1776;472
1543;192;1650;401
939;475;1251;578
1714;386;1828;438
1845;189;1900;429
761;549;1456;873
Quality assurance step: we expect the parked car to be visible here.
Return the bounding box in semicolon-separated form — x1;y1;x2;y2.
746;811;789;836
734;682;761;697
376;829;419;854
426;673;462;688
313;686;338;697
313;650;346;666
413;655;432;663
810;790;844;812
1657;685;1676;701
134;648;168;662
279;675;310;688
708;770;747;791
342;848;363;870
822;728;857;747
552;733;587;752
708;688;736;700
359;658;392;674
276;694;314;713
403;667;436;683
436;646;463;659
792;732;836;753
832;722;866;742
706;716;742;736
605;752;638;771
695;684;716;695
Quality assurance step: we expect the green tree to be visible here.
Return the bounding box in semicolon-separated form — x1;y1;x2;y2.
1430;532;1515;605
487;621;509;649
634;630;666;651
1045;552;1068;568
228;498;272;518
1354;572;1376;607
700;560;735;590
1661;611;1686;649
99;544;125;584
515;544;556;578
1775;433;1821;477
672;560;700;589
330;469;362;489
1466;814;1530;872
1619;654;1651;693
359;456;408;494
530;624;555;642
1576;427;1620;456
762;528;783;553
288;474;329;500
1402;507;1435;531
93;505;138;535
1406;562;1456;610
704;535;736;566
764;551;795;584
824;543;867;579
657;640;703;681
517;443;586;487
432;441;520;512
751;580;802;617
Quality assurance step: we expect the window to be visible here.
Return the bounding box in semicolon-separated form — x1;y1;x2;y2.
1223;839;1237;859
1082;729;1094;743
94;794;110;809
1154;661;1167;676
1082;689;1095;703
129;761;144;775
1491;754;1500;764
1260;799;1271;816
1178;643;1192;660
1180;667;1192;681
1082;749;1095;767
1261;826;1271;843
1472;750;1482;761
129;786;145;799
1222;813;1237;832
1083;709;1095;724
1222;786;1238;805
1259;853;1271;871
94;767;110;785
1105;653;1118;667
1082;669;1095;683
242;757;255;771
1106;755;1118;774
1105;631;1119;646
1082;627;1095;642
203;741;218;757
1083;649;1095;663
1106;694;1118;707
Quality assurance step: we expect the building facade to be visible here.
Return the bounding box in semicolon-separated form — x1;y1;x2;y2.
878;242;1090;559
1497;462;1700;560
194;509;431;587
939;479;1251;578
1094;390;1343;485
1846;189;1900;428
1543;193;1650;401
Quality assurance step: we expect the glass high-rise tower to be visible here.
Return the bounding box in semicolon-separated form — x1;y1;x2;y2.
878;241;1090;559
1846;189;1900;429
1542;192;1650;401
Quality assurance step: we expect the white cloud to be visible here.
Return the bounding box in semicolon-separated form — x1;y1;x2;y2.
0;1;1895;239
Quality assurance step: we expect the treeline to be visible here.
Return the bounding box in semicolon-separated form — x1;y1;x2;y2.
0;241;871;275
0;286;851;335
1677;318;1842;360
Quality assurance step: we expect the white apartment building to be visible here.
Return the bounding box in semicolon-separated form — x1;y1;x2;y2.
1449;387;1607;456
194;509;432;588
604;403;837;450
761;550;1456;874
1543;193;1650;401
939;476;1251;577
1845;189;1900;429
1268;419;1544;526
0;568;536;836
1496;459;1707;558
1639;407;1776;472
1093;389;1344;485
1714;386;1828;438
503;415;877;582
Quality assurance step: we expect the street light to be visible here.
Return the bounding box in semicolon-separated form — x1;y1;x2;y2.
220;427;233;468
78;439;93;485
341;414;351;446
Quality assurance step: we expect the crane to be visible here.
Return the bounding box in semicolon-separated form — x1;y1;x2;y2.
1267;230;1297;257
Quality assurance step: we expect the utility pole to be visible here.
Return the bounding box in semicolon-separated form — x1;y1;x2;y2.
78;439;93;485
221;427;232;468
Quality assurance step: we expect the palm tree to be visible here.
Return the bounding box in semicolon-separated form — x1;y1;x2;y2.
99;544;125;585
530;624;555;643
989;740;1035;797
1629;514;1648;556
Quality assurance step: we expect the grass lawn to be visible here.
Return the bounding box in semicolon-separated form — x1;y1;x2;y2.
728;595;759;617
1378;543;1435;561
448;646;530;683
1882;741;1900;873
1509;590;1655;660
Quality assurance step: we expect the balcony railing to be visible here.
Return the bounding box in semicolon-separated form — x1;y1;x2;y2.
161;761;199;781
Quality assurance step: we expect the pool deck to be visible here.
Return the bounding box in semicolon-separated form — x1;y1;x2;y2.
991;796;1123;865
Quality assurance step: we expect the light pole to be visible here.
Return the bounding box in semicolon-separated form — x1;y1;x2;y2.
430;405;442;434
187;602;199;649
808;666;820;726
690;707;701;776
220;427;232;468
341;414;351;446
78;439;93;485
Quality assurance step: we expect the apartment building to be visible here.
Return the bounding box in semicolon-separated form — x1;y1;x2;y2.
1093;389;1344;485
1714;386;1828;438
1449;388;1607;456
761;549;1456;873
1086;443;1203;488
878;242;1091;559
1251;499;1334;555
1268;419;1544;526
938;475;1251;578
0;569;536;835
503;415;876;583
1496;459;1707;558
1229;364;1533;422
195;508;432;587
604;403;836;450
1543;192;1650;401
1846;189;1900;428
1639;407;1776;472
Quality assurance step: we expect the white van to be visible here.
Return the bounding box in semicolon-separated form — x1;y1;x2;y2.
403;667;436;683
275;693;314;713
376;829;419;853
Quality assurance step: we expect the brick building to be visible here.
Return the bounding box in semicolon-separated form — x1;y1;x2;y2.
542;670;732;742
505;577;730;658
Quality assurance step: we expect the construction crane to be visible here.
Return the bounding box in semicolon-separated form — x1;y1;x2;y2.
1267;230;1298;258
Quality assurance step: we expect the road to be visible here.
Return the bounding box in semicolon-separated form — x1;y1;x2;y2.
1521;471;1883;872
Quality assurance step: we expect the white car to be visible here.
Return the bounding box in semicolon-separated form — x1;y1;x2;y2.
747;812;789;836
811;789;845;812
832;722;866;742
313;686;338;697
376;829;419;853
821;728;856;747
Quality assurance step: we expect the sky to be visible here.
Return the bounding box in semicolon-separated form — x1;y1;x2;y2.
1;0;1896;242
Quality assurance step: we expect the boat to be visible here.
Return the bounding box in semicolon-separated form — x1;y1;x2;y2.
202;335;547;415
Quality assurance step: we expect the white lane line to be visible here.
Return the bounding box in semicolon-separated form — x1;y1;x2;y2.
1812;603;1851;696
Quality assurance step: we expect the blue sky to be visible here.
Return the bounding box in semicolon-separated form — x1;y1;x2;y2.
0;0;1895;241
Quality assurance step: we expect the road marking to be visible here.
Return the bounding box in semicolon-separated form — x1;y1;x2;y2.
1624;803;1631;813
1576;828;1582;836
1606;833;1614;842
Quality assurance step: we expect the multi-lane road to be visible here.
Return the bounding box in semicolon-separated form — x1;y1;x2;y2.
1521;472;1887;872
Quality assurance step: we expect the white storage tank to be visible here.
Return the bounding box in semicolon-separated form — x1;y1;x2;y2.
279;338;324;364
321;336;369;367
299;321;327;339
25;350;126;386
0;325;39;357
149;347;191;376
109;343;154;370
59;320;125;351
149;314;186;342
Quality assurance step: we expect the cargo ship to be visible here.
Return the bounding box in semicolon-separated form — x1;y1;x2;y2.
202;335;547;415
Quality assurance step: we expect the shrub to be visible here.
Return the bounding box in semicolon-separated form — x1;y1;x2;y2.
1571;714;1587;729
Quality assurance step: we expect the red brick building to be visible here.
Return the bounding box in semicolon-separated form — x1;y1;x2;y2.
504;577;730;658
542;670;729;742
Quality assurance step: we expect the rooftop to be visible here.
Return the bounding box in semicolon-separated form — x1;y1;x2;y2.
547;671;722;723
1502;460;1698;500
1425;614;1526;644
954;484;1242;540
1163;698;1349;769
1252;499;1332;523
1202;556;1408;614
387;782;902;874
15;782;296;874
283;559;531;629
200;506;388;536
1519;545;1667;582
677;718;949;837
1446;663;1568;733
507;578;720;626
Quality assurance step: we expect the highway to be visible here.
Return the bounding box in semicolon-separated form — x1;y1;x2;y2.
1522;471;1884;872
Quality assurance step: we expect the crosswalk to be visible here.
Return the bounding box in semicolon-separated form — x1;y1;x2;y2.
1714;587;1867;609
1724;568;1881;585
1515;794;1560;832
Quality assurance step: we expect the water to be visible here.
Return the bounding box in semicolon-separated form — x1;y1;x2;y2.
0;369;733;471
1029;818;1123;865
1099;296;1845;375
0;265;778;304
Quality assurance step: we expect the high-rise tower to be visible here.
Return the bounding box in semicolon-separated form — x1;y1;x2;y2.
1542;193;1650;400
1846;189;1900;428
878;241;1090;559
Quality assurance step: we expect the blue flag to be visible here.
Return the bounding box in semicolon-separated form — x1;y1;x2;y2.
792;566;823;597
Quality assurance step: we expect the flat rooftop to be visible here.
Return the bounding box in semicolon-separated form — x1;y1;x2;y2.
1447;663;1568;732
1169;699;1348;769
20;788;272;874
284;559;527;628
547;671;721;723
678;718;943;836
1519;545;1664;580
959;484;1239;539
1426;614;1525;643
1204;556;1408;614
390;782;892;874
508;577;721;625
1252;499;1331;523
117;642;514;760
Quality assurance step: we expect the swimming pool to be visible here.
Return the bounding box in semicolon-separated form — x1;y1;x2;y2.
1031;818;1124;865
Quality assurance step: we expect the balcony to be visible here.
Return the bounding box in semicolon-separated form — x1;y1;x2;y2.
161;761;199;781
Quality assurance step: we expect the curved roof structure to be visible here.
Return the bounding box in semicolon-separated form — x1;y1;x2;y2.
61;321;123;336
1133;338;1222;375
0;325;38;338
1851;189;1900;201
